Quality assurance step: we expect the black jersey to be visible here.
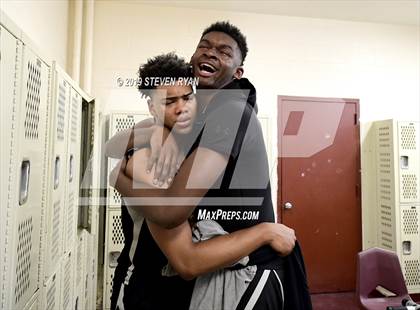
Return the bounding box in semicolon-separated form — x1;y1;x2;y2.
193;78;280;266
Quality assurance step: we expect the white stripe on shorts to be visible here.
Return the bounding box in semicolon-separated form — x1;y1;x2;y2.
244;270;271;310
273;270;284;310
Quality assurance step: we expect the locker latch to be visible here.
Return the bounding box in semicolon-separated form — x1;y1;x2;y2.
19;160;30;205
54;156;60;189
402;241;411;255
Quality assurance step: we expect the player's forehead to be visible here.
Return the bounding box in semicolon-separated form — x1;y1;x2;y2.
151;84;193;100
200;31;238;50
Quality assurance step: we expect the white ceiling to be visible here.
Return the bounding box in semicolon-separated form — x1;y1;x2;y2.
137;0;420;26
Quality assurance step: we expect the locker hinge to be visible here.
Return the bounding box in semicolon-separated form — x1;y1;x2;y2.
354;113;358;125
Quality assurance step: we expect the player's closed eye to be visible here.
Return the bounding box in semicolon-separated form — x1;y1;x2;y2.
183;94;194;101
219;50;231;57
198;44;209;50
164;99;176;106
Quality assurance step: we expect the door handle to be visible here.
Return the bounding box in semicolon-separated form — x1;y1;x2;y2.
284;202;293;210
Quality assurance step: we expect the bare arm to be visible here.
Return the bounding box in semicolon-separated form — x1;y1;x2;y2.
105;118;155;158
148;221;268;280
112;147;228;229
122;147;297;280
148;220;296;280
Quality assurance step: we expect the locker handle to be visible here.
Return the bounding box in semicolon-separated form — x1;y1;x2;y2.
69;154;74;182
19;160;30;205
400;156;409;169
109;251;121;268
54;156;60;189
402;241;411;255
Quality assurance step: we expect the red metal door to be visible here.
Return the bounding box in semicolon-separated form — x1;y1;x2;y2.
278;96;362;293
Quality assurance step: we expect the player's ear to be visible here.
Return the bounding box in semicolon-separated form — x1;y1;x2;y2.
147;99;156;119
234;67;244;79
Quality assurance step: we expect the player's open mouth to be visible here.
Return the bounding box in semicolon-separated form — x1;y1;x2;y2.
197;62;217;77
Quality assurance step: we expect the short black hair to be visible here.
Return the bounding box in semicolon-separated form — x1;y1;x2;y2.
201;21;248;64
137;53;192;98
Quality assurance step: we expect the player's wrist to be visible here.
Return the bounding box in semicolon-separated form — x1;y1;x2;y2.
258;222;275;246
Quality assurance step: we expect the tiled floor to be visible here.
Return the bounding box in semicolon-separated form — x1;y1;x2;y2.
311;292;420;309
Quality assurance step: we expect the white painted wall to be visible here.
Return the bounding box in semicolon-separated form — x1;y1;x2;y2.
92;2;419;208
92;2;419;118
1;0;69;68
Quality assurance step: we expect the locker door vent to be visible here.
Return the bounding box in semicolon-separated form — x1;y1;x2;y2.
401;125;417;150
111;214;124;246
111;188;122;205
109;271;114;297
403;208;419;235
379;179;391;197
67;192;74;247
115;116;135;132
62;255;72;310
378;127;391;148
380;203;392;230
378;127;390;136
379;154;391;175
52;201;61;262
57;82;66;141
14;217;33;304
76;239;82;286
46;277;56;310
71;94;78;142
24;62;41;140
379;177;391;200
402;174;418;201
380;230;393;249
380;203;393;249
379;156;391;170
379;185;391;198
403;260;420;287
